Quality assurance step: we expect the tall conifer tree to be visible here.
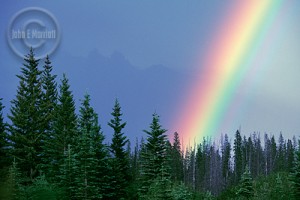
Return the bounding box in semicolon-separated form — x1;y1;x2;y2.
40;55;58;177
237;165;254;198
170;132;184;183
234;130;243;184
290;147;300;199
8;48;43;180
74;93;106;199
49;74;78;183
222;134;231;187
139;113;171;198
0;98;9;179
107;99;130;199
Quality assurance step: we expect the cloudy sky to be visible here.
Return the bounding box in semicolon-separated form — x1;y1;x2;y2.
1;1;299;145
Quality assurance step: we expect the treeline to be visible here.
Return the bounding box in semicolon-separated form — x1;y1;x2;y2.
0;49;300;199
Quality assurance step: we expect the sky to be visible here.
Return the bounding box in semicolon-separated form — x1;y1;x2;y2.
1;1;300;146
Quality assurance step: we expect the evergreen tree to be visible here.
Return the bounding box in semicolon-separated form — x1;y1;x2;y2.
74;93;106;199
195;143;205;191
276;133;285;172
49;74;78;183
253;134;264;178
40;55;58;135
170;132;184;183
107;99;130;199
286;139;295;172
8;48;43;180
272;173;285;200
221;133;231;187
290;147;300;199
40;55;58;177
139;113;172;199
59;144;78;200
4;158;25;200
234;130;243;184
0;98;9;179
236;165;254;199
270;135;277;173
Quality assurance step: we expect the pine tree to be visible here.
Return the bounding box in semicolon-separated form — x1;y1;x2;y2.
0;98;9;179
59;144;78;200
40;55;58;177
40;55;58;135
272;173;285;200
237;165;254;199
139;113;172;199
290;147;300;199
221;133;231;187
8;48;44;180
286;139;295;172
195;143;205;191
74;93;106;199
92;113;110;198
253;133;264;178
270;135;277;173
107;99;130;199
170;132;184;183
5;158;25;200
276;133;285;172
49;74;78;184
234;130;243;184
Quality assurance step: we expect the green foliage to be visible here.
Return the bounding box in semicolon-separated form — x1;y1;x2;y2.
234;130;243;184
236;165;254;199
0;98;9;179
290;149;300;199
107;99;130;199
58;144;78;200
143;177;173;200
8;48;44;180
40;55;58;178
219;172;293;200
40;55;58;134
47;74;78;183
72;93;105;199
24;175;58;200
139;113;171;198
170;132;184;183
2;159;25;200
222;134;231;187
171;182;193;200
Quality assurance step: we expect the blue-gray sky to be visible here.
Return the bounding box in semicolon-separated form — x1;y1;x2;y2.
1;1;300;144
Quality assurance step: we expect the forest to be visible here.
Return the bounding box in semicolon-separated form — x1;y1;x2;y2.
0;49;300;200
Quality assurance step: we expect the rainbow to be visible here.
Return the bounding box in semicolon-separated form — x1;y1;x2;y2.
172;1;284;145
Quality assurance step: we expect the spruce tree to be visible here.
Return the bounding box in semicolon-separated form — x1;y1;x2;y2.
276;133;286;172
221;134;231;187
286;139;295;172
8;48;43;180
59;144;78;200
290;148;300;199
139;113;172;199
170;132;184;183
0;98;9;179
40;55;58;177
236;165;254;199
5;158;25;200
49;74;78;184
234;130;243;184
74;93;106;199
107;99;130;199
40;55;58;134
